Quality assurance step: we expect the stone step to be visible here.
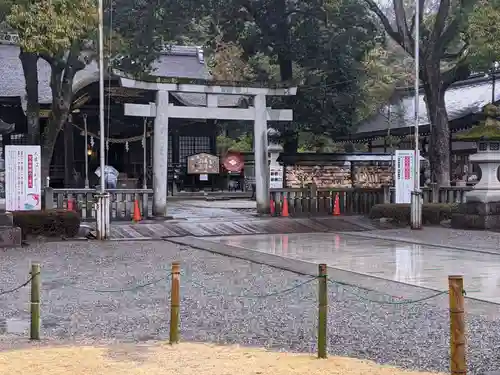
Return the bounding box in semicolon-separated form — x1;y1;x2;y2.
108;216;371;239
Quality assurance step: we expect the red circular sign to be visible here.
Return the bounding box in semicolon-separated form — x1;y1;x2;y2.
223;154;244;172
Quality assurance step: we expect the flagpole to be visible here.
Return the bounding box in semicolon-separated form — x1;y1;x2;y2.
98;0;105;194
96;0;110;239
410;0;422;229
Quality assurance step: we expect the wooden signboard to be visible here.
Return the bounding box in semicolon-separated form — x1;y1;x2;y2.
187;153;220;174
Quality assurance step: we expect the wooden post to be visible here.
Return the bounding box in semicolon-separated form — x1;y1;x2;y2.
430;182;439;203
309;183;318;215
449;275;466;375
43;187;54;210
382;184;391;204
318;264;328;358
169;262;181;344
30;263;41;340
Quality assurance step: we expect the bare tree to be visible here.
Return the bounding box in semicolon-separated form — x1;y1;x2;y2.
364;0;475;186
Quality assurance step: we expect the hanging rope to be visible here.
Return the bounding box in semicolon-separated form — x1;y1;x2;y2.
72;122;152;144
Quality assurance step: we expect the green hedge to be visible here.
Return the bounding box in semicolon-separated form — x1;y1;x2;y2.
369;203;458;225
13;209;81;238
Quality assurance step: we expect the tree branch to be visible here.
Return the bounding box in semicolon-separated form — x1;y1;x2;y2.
39;53;55;66
435;0;476;55
410;0;425;33
363;0;413;55
392;0;414;53
430;0;450;45
434;18;460;56
62;43;85;103
443;43;469;60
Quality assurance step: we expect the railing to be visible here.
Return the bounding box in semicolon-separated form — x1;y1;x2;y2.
271;184;475;217
44;188;154;221
387;184;472;204
270;186;384;216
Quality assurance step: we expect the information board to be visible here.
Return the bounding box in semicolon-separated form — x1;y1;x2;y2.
394;150;417;204
269;165;284;189
5;145;41;211
187;153;219;174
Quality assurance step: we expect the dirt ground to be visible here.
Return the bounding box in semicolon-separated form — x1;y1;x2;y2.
0;342;444;375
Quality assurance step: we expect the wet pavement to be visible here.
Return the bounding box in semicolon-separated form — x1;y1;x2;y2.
0;319;29;335
204;232;500;304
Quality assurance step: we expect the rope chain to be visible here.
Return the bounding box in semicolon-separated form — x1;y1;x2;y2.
0;270;460;306
0;272;39;296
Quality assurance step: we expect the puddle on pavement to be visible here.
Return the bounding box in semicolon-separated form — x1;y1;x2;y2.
207;233;500;304
0;319;30;334
0;317;59;334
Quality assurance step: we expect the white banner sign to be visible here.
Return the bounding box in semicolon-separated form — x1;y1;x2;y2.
5;145;42;211
394;150;417;204
269;165;284;189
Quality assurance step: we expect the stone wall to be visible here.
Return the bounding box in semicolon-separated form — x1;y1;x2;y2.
285;164;392;188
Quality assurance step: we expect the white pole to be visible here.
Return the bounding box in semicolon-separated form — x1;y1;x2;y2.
96;0;110;239
143;118;147;189
411;0;422;229
98;0;105;193
83;114;89;188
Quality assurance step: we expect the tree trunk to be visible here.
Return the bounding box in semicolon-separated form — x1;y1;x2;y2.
40;46;82;186
19;50;40;145
422;66;450;187
41;66;74;185
41;103;71;186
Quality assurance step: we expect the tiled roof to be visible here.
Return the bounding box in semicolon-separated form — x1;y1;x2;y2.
356;75;498;134
0;44;241;107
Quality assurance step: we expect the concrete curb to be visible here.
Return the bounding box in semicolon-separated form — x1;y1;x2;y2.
339;231;500;256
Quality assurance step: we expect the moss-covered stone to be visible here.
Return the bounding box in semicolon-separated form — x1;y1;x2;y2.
457;104;500;141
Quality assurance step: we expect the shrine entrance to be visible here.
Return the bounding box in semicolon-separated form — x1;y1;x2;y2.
120;75;297;215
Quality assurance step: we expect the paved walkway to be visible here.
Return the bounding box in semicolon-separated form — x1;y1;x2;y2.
341;227;500;254
203;232;500;304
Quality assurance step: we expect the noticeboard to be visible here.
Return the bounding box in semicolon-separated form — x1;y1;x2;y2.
394;150;417;204
187;153;220;174
5;145;42;211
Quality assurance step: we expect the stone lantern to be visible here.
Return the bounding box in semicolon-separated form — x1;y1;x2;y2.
452;104;500;229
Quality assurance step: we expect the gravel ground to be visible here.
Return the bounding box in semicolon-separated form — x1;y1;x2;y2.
0;240;498;374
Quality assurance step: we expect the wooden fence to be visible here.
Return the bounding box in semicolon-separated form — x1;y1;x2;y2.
43;184;474;220
43;187;153;221
270;184;473;217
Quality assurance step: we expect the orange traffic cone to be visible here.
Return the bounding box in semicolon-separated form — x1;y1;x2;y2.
132;199;142;222
67;198;74;211
333;193;340;216
270;199;275;216
281;196;289;217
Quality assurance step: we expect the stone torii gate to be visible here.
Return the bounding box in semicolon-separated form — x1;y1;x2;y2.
120;76;297;215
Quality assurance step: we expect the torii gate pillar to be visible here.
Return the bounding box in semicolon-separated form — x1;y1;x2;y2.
153;90;169;217
253;94;270;213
